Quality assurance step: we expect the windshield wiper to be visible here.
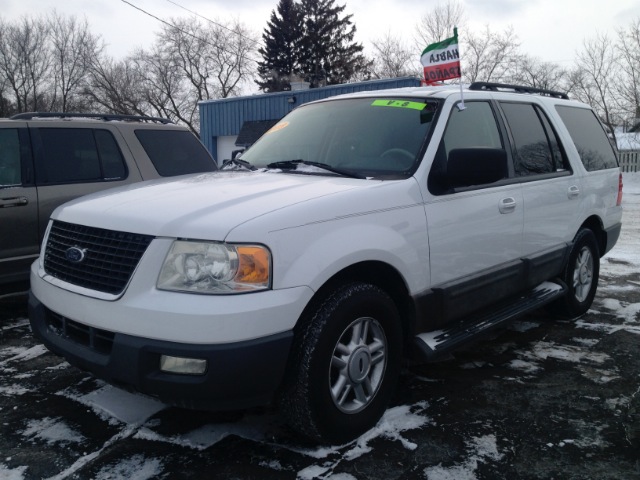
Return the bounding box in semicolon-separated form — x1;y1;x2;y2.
266;159;363;179
221;158;257;171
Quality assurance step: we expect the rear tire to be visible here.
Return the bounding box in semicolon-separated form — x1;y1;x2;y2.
552;229;600;318
280;282;402;444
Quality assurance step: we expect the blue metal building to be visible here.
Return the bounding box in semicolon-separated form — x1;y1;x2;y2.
198;76;422;164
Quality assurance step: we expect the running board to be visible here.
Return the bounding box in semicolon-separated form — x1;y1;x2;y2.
413;281;566;361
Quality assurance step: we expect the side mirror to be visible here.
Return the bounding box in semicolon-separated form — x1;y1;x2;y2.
445;148;507;189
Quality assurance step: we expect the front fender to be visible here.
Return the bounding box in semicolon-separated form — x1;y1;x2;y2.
270;206;430;295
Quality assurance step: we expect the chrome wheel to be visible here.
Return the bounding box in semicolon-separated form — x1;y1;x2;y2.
329;316;387;414
572;246;594;303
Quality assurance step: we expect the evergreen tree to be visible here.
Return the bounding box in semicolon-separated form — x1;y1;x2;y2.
256;0;369;91
256;0;304;92
298;0;368;87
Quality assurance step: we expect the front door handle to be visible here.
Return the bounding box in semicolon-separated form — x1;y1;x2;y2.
0;196;28;208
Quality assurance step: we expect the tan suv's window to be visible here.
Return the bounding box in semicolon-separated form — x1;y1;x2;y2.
0;129;21;186
134;130;217;176
36;128;126;184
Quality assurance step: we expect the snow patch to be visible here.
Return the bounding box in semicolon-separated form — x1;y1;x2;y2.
94;454;163;480
506;359;541;374
21;417;85;445
294;403;431;478
508;320;541;332
424;434;503;480
0;464;27;480
75;385;166;425
0;345;48;367
134;412;276;450
0;384;30;396
522;341;610;364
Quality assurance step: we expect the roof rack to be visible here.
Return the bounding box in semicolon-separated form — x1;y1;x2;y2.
9;112;174;124
469;82;569;100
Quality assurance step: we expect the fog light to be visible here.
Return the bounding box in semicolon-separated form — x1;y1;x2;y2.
160;355;207;375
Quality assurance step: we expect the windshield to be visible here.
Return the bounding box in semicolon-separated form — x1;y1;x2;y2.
239;97;440;179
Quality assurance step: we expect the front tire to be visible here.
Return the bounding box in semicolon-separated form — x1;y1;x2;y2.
280;283;402;444
552;229;600;318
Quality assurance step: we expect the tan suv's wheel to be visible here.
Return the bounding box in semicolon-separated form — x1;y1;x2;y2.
280;282;402;444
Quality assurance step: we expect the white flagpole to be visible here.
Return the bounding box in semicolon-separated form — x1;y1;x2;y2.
456;27;465;111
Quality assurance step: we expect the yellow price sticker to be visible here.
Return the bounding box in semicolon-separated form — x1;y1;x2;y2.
371;100;426;111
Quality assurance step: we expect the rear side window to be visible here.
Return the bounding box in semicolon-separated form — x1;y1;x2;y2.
134;130;217;176
555;106;619;171
36;128;127;185
0;129;21;186
500;102;567;176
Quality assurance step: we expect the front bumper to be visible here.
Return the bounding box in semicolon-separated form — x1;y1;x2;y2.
29;292;293;410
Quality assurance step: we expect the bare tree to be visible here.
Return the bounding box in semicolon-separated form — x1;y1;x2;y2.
129;17;257;133
0;16;51;112
510;54;569;92
414;0;466;49
48;12;103;112
84;56;149;116
369;31;418;79
570;33;620;131
462;25;521;83
615;18;640;126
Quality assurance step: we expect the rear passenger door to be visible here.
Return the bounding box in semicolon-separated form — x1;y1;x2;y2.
498;102;579;260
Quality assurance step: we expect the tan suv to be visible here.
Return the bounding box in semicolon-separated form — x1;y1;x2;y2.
0;112;217;296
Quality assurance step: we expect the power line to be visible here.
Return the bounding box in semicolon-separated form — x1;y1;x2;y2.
119;0;262;65
163;0;263;49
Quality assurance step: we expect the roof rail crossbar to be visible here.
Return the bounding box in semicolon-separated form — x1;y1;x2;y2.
9;112;174;124
469;82;569;100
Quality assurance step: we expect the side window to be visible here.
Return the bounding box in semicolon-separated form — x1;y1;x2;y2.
95;130;126;179
0;129;22;186
36;129;126;184
441;101;503;154
555;106;619;171
500;102;559;176
134;130;216;176
429;101;503;194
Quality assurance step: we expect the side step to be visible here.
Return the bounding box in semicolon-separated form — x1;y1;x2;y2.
413;281;566;361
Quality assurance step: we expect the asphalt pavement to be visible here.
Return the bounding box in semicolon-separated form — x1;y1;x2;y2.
1;263;639;480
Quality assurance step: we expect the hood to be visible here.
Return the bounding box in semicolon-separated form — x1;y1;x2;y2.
53;171;366;240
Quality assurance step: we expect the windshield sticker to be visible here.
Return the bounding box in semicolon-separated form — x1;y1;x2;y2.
266;121;289;134
372;100;426;111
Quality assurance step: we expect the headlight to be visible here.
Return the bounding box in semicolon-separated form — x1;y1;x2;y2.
157;241;271;294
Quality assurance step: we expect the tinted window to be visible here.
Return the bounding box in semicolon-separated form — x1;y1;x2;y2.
441;102;502;154
95;130;126;179
135;130;217;176
555;106;618;171
36;128;127;184
0;129;21;186
428;102;503;194
501;103;557;176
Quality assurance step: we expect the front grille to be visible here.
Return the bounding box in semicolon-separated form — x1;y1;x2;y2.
46;308;115;355
44;221;154;295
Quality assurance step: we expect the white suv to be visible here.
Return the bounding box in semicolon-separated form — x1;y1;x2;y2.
28;83;623;444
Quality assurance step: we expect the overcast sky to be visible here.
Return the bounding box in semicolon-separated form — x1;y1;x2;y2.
3;0;640;67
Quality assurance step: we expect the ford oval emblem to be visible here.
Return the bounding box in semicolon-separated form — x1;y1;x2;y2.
65;246;87;263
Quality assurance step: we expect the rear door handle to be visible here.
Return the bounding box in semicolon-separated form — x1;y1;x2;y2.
499;197;516;214
0;196;28;208
568;185;580;199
